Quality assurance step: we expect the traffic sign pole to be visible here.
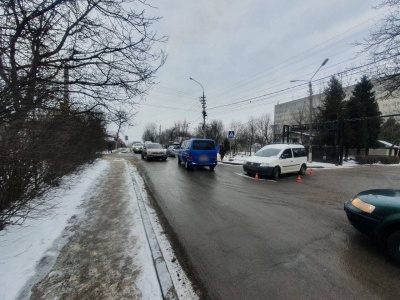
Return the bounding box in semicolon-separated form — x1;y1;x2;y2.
227;130;235;161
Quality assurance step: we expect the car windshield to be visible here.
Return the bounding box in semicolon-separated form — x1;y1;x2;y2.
135;143;143;146
255;148;281;157
192;140;215;150
147;143;162;149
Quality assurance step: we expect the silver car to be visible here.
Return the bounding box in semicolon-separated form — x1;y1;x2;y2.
131;143;144;153
141;143;167;161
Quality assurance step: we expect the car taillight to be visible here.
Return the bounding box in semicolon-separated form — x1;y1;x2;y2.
189;156;193;160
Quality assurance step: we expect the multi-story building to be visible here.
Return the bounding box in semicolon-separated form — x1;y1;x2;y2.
273;83;400;143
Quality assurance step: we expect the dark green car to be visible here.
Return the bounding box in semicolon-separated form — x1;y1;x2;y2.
344;189;400;264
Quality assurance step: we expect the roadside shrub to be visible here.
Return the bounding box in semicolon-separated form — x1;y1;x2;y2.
0;111;106;230
355;155;400;165
378;156;400;164
355;155;379;165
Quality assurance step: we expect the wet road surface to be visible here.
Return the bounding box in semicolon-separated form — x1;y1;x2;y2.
127;153;400;300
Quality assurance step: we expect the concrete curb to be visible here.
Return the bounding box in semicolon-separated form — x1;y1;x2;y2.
129;166;178;300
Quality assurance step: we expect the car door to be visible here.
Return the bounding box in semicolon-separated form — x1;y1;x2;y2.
181;141;189;161
292;147;305;171
279;148;295;173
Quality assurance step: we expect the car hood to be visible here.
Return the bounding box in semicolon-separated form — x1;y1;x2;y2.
356;189;400;216
245;156;277;164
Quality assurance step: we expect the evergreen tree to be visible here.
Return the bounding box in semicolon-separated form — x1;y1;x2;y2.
380;117;400;156
344;76;380;154
316;76;346;146
358;76;382;153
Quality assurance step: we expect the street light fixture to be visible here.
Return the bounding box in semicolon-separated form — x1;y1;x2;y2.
291;58;329;163
190;77;207;138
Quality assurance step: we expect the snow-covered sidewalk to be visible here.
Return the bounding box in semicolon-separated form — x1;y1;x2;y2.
0;156;197;300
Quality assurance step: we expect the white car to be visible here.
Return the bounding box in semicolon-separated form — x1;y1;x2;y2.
243;144;307;180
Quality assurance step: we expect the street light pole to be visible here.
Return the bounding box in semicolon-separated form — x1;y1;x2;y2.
291;58;329;163
190;77;207;138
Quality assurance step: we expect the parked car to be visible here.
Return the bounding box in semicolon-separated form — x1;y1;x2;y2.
344;189;400;265
243;144;307;180
141;142;167;161
167;145;180;157
131;142;144;153
178;138;218;170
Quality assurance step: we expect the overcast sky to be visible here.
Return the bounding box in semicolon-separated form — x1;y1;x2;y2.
120;0;384;142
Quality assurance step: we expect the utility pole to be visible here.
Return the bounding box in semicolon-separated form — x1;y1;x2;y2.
159;124;161;143
291;58;329;163
308;80;313;160
190;77;207;138
200;94;207;138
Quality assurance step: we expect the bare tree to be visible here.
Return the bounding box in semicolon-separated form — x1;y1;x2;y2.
290;106;308;144
141;122;158;142
0;0;166;124
361;0;400;96
108;109;136;146
255;113;272;146
229;120;245;153
246;117;257;156
206;119;224;144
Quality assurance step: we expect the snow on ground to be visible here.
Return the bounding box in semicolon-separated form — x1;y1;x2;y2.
0;156;198;300
0;159;110;300
129;164;199;300
221;154;399;169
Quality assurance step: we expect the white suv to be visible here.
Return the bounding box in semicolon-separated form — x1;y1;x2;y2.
243;144;307;180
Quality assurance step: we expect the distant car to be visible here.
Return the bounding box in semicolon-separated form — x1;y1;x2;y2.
344;189;400;264
243;144;307;180
141;142;167;161
167;145;180;157
178;138;218;170
132;143;144;153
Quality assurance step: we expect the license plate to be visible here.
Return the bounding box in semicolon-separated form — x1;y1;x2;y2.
199;155;209;162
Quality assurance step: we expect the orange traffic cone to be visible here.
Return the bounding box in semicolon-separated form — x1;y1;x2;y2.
255;172;259;181
309;166;313;176
296;174;303;183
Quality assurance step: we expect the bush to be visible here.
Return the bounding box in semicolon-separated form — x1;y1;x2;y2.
355;155;400;165
0;111;106;229
355;155;379;164
378;156;400;164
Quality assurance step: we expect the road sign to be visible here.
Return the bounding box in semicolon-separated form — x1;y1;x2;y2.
125;136;128;141
228;130;235;139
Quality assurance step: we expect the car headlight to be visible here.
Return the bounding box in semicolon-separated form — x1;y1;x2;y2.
351;198;375;213
260;163;269;167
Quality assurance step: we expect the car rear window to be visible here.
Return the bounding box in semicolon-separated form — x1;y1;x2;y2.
255;148;281;157
147;143;162;149
192;140;215;150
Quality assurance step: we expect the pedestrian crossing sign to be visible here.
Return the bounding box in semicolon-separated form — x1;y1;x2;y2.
228;131;235;139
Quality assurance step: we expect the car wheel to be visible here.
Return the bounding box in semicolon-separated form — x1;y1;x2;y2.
387;230;400;265
271;166;280;180
209;166;215;171
141;153;144;159
299;164;307;175
162;157;167;161
178;156;182;165
185;161;192;170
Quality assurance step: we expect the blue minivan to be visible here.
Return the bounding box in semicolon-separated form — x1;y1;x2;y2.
178;139;218;170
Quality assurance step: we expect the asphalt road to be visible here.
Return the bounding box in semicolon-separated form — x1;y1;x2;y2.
126;153;400;300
